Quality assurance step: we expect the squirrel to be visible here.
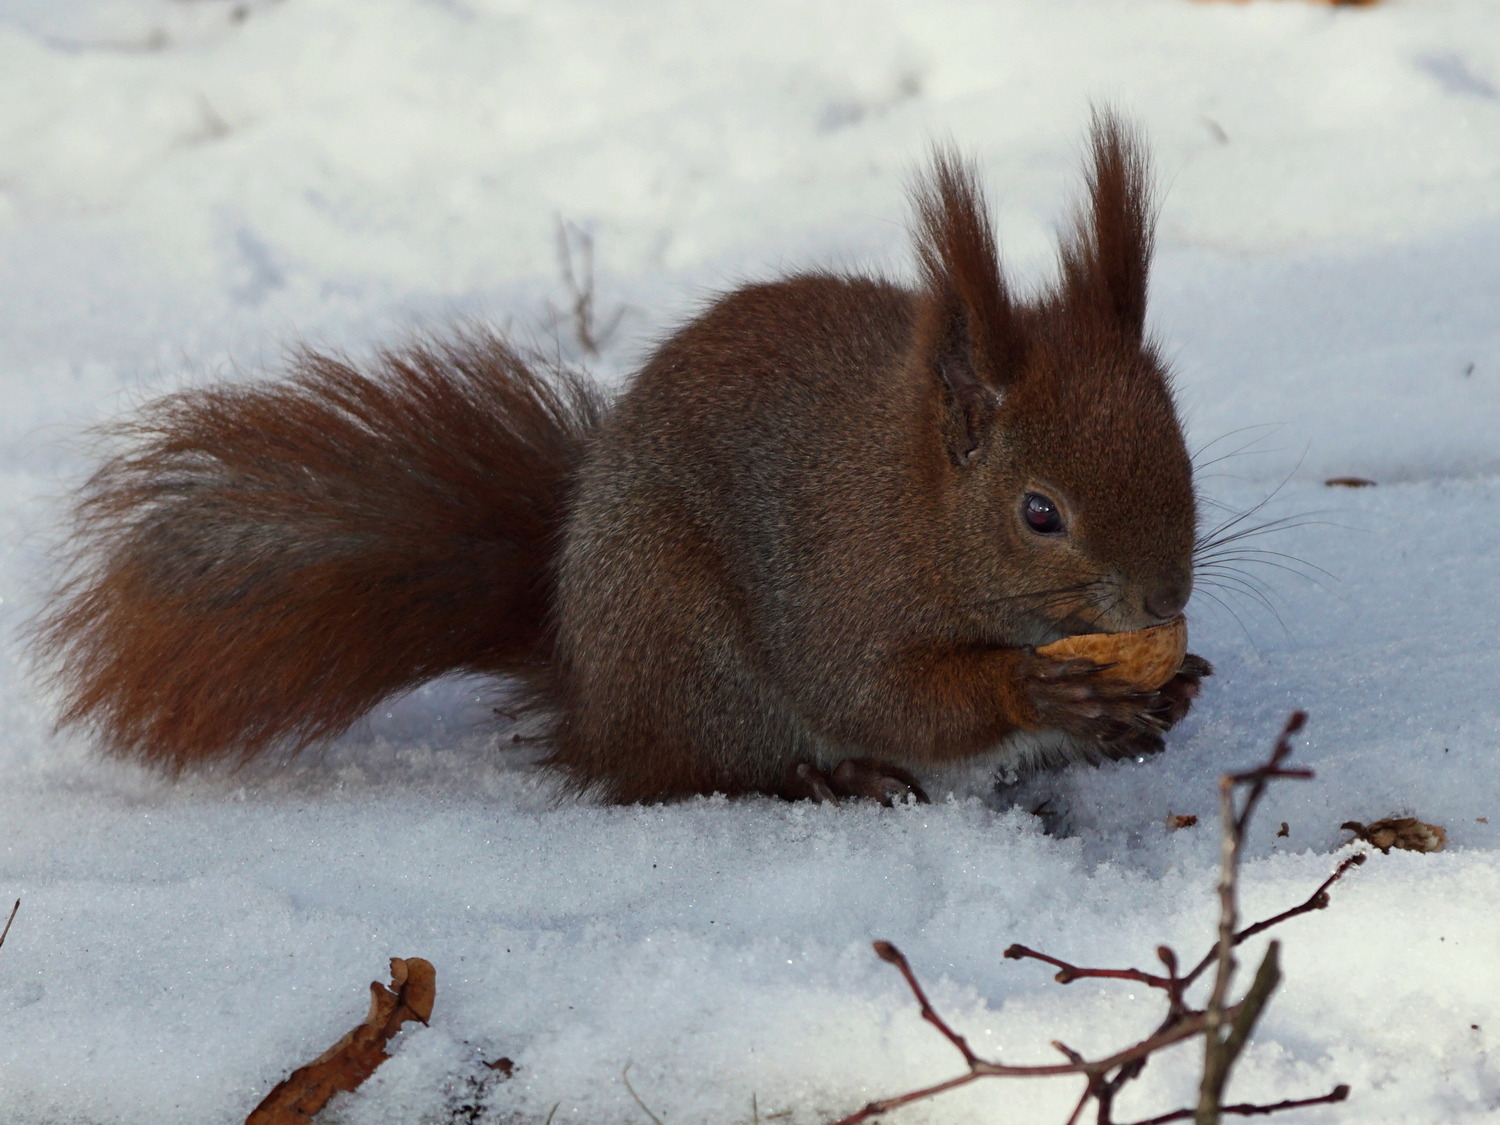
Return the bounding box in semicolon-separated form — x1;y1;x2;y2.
34;109;1210;805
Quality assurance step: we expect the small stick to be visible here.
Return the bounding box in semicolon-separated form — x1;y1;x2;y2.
555;220;625;357
1195;713;1309;1125
1006;943;1174;991
874;940;979;1065
1119;1085;1350;1125
0;898;18;952
1226;853;1365;949
621;1062;665;1125
830;712;1354;1125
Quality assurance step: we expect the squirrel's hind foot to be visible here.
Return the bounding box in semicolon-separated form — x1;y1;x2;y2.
781;758;931;806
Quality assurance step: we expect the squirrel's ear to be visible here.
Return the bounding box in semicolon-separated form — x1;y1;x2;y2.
911;147;1022;467
1059;108;1156;342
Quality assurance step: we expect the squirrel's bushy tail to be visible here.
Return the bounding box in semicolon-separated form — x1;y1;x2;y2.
35;332;606;768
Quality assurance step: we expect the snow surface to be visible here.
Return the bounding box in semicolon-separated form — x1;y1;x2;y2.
2;1;1499;1122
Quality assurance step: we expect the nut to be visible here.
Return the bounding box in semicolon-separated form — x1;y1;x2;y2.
1035;617;1187;690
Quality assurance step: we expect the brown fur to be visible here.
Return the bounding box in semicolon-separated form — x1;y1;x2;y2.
547;111;1202;800
36;334;604;767
37;110;1207;798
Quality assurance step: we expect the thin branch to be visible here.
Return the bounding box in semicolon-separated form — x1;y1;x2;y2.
830;712;1354;1125
1011;848;1361;1004
828;1010;1217;1125
1158;945;1187;1017
1180;712;1314;992
1223;945;1282;1066
873;940;979;1066
1196;712;1310;1125
553;220;625;357
0;898;17;951
1198;943;1282;1123
621;1063;665;1125
1119;1086;1349;1125
1062;1082;1094;1125
1229;853;1365;947
1004;943;1172;992
1199;771;1244;1123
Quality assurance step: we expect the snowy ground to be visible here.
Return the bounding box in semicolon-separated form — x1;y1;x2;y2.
3;1;1500;1122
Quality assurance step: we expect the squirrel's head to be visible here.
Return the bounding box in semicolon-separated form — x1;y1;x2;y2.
911;112;1194;643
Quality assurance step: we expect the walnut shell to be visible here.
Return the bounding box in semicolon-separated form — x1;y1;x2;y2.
1035;617;1187;690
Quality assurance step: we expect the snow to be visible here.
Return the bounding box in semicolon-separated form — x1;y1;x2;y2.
2;1;1499;1122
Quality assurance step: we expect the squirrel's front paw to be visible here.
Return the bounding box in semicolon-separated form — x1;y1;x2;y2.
781;759;930;806
1099;652;1213;760
1020;652;1159;742
1148;652;1213;729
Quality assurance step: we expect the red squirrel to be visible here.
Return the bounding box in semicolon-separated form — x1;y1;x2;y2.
36;111;1209;804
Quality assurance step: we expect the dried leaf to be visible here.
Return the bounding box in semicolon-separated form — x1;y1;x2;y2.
1341;818;1447;854
246;957;436;1125
1167;814;1198;830
1325;476;1378;488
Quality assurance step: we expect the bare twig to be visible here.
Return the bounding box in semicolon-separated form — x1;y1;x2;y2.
1120;1085;1350;1125
1005;943;1173;991
1008;848;1362;1003
873;940;979;1065
828;985;1216;1125
621;1062;665;1125
0;898;17;952
1227;853;1365;948
833;712;1353;1125
553;220;625;357
1197;712;1306;1125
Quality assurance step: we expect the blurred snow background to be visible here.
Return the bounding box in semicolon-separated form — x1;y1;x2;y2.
1;1;1499;1122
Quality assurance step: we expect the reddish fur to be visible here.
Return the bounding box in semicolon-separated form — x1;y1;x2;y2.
37;111;1206;799
1059;109;1156;340
36;334;604;767
912;148;1021;392
544;110;1199;801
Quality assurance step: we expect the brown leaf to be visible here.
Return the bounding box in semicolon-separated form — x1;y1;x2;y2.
246;957;436;1125
1341;817;1447;854
1324;476;1377;488
1167;814;1198;830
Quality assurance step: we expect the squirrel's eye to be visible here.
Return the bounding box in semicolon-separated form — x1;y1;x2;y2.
1023;492;1064;535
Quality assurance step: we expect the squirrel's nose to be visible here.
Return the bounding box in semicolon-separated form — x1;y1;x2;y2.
1144;578;1191;622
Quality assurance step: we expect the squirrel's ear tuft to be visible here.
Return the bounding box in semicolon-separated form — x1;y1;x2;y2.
910;147;1021;466
1059;108;1156;342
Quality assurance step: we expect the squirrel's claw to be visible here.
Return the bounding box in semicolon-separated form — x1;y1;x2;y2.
831;758;931;805
1023;654;1156;740
1023;649;1213;749
1099;651;1213;758
782;762;842;804
1149;651;1214;729
780;758;930;806
1100;729;1167;760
